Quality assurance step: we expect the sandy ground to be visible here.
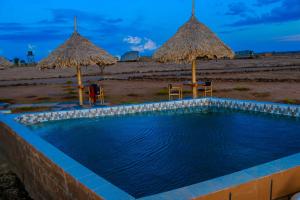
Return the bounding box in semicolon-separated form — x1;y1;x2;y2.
0;54;300;108
0;80;300;105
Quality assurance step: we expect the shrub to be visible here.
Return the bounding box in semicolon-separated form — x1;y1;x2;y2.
251;92;271;98
281;98;300;105
233;86;251;92
156;88;168;96
65;80;73;84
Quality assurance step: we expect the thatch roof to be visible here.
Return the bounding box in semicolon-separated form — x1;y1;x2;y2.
38;32;117;69
0;56;13;68
153;16;234;63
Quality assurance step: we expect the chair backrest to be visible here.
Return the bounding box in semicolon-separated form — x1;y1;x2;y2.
88;86;93;96
168;84;173;89
94;84;100;95
205;81;212;86
89;84;98;97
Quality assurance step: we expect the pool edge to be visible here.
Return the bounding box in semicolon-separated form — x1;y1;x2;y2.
1;97;300;200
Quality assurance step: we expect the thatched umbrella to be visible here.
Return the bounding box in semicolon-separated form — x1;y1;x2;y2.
0;56;13;68
153;0;234;98
38;17;117;105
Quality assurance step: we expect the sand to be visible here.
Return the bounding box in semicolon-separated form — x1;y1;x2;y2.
0;54;300;109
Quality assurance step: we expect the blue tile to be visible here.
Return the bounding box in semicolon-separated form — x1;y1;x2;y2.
64;165;93;180
269;153;300;170
79;174;105;191
94;182;135;200
243;162;281;178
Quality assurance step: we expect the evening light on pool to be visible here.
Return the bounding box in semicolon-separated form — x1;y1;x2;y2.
29;106;300;198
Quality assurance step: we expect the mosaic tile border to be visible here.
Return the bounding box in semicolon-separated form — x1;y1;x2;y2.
209;98;300;117
16;98;300;125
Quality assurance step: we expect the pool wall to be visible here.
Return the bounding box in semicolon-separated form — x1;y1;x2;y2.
1;97;300;200
16;98;300;125
0;122;103;200
0;115;134;200
194;165;300;200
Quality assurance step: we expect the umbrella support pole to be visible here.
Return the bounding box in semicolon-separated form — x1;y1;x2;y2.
77;66;84;106
192;60;198;98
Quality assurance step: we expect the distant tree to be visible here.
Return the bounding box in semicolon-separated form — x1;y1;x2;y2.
20;60;27;65
13;58;20;66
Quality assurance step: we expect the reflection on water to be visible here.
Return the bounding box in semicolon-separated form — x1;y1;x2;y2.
29;108;300;198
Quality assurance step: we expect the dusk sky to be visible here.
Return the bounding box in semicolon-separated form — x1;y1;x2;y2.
0;0;300;61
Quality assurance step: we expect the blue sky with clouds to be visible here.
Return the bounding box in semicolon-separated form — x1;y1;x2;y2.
0;0;299;60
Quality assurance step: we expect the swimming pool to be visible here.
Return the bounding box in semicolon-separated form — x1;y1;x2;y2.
1;97;300;200
27;102;300;198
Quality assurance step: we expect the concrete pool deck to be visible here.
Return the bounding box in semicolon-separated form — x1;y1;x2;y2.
0;97;300;200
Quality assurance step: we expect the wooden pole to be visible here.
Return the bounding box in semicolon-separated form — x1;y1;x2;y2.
74;17;83;105
192;60;198;98
192;0;195;17
191;0;197;98
74;16;77;33
77;66;84;106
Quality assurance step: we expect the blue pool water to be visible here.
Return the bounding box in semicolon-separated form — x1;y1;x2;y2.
29;107;300;198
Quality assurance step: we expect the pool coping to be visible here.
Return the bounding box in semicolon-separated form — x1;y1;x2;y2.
1;97;300;200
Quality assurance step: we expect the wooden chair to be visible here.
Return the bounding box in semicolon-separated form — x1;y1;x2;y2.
168;84;183;100
88;85;105;105
98;86;105;105
198;81;213;97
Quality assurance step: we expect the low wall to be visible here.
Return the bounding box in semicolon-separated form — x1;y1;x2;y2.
0;122;103;200
195;166;300;200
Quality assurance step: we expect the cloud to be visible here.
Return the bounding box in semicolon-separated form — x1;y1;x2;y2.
255;0;281;6
0;31;66;42
0;23;27;31
0;8;154;59
143;38;157;51
230;0;300;26
123;36;157;52
226;2;250;17
38;9;123;25
0;22;71;43
131;45;145;52
0;8;125;45
277;34;300;42
218;28;248;34
123;36;142;44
